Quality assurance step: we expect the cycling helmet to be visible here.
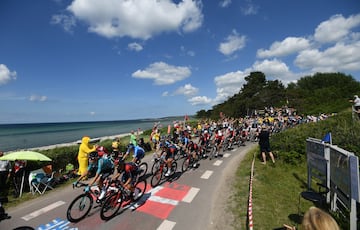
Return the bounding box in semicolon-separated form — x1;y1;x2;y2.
89;151;98;159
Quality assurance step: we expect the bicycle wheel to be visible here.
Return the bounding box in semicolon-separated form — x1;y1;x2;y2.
151;160;160;175
137;162;148;178
174;152;181;161
151;168;162;187
100;192;122;221
209;146;216;160
133;179;147;202
181;157;190;172
170;161;177;176
67;193;93;222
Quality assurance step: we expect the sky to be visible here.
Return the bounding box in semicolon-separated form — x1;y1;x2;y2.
0;0;360;124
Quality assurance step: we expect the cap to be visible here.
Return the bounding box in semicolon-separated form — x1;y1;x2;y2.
112;141;119;149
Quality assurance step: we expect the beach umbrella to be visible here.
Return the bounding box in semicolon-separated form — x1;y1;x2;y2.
0;150;52;162
0;151;52;197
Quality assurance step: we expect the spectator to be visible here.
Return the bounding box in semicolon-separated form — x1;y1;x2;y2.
350;95;360;117
0;151;11;197
12;159;26;197
77;136;97;176
258;124;275;164
130;130;138;146
284;206;340;230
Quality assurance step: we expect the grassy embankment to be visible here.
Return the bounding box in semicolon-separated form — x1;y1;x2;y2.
230;110;360;229
4;128;157;208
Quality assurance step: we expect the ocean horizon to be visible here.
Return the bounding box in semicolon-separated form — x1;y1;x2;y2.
0;116;184;152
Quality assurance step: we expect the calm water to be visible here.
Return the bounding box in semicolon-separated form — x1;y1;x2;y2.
0;117;182;152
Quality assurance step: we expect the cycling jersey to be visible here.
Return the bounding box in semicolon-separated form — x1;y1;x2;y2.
87;157;114;179
215;134;223;144
188;142;199;153
121;162;138;186
164;145;177;159
132;146;145;160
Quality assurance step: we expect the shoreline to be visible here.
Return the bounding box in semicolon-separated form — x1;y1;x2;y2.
28;132;141;151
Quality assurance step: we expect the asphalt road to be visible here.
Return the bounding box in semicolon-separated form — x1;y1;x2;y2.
1;142;256;230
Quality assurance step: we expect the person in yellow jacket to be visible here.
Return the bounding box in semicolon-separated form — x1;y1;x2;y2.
77;136;97;176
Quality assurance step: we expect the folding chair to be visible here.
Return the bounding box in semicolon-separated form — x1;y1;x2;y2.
29;170;55;195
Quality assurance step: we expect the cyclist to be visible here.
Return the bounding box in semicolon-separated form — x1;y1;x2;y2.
213;129;224;157
122;143;145;163
112;160;139;198
73;151;114;201
187;140;200;167
161;141;177;176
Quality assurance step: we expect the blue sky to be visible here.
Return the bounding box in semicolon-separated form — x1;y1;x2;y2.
1;0;360;124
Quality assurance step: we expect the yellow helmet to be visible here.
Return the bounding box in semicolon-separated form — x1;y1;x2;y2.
112;141;119;149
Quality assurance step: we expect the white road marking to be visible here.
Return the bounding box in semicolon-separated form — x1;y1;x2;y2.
182;187;200;203
149;195;179;205
223;153;231;158
157;219;176;230
22;201;66;221
201;170;213;179
213;160;222;166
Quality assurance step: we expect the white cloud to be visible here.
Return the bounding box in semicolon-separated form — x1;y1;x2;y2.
188;96;212;105
241;1;259;16
180;46;196;57
29;95;47;102
314;14;360;44
162;91;169;97
295;41;360;73
66;0;203;40
50;14;77;33
174;84;199;97
213;70;248;104
218;30;246;56
219;0;231;8
128;42;143;52
132;61;191;85
0;64;17;85
257;37;311;58
251;59;299;84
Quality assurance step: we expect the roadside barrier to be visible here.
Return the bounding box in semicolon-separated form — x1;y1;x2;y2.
248;152;255;230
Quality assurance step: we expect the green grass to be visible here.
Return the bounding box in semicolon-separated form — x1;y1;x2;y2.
231;150;315;229
230;111;360;229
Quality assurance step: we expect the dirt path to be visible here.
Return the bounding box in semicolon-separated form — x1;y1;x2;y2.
208;143;256;230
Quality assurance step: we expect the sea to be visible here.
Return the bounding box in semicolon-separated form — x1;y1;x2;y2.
0;117;183;152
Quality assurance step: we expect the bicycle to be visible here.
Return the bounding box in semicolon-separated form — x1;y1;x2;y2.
209;142;220;160
135;159;148;178
150;156;177;187
100;177;147;220
181;150;199;172
66;178;111;223
151;153;162;175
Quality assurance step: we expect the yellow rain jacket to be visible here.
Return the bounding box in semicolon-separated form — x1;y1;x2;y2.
77;136;96;175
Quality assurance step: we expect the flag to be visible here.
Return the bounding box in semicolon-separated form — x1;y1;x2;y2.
321;132;332;144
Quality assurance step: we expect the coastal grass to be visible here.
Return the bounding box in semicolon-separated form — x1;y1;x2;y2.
232;149;313;229
3;129;157;209
231;112;359;229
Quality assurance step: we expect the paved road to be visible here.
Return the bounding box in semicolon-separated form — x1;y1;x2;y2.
1;143;256;230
